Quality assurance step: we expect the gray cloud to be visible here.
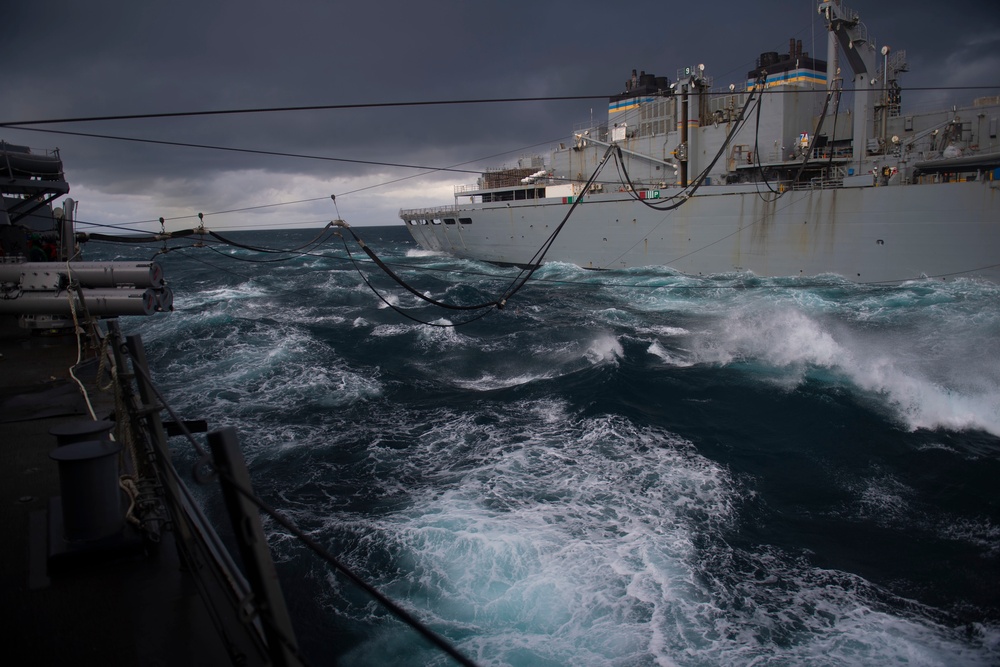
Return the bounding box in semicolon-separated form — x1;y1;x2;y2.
4;0;997;231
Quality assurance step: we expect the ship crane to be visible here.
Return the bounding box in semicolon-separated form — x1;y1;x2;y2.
819;0;886;168
572;132;679;177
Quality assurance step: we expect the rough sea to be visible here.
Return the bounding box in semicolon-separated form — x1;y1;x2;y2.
95;225;999;666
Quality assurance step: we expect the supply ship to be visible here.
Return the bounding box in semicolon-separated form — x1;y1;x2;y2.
400;0;1000;283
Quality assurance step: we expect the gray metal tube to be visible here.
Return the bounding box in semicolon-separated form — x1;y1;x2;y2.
0;261;164;288
0;288;158;316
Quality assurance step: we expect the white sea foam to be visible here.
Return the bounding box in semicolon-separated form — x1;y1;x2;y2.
321;404;998;666
368;323;411;338
112;235;999;666
937;517;1000;557
686;301;1000;435
647;340;694;367
584;333;624;365
451;372;554;391
333;410;735;665
404;247;445;258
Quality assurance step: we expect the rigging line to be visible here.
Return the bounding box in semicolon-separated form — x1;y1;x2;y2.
789;86;836;186
859;261;1000;284
202;243;331;265
334;221;502;311
331;148;619;315
617;85;761;212
223;467;480;667
340;236;494;328
77;219;185;234
592;99;760;266
752;85;784;201
828;86;843;171
28;132;564;231
208;223;337;254
602;93;821;270
187;196;329;217
85;229;207;244
4;84;997;128
149;244;234;265
78;217;332;234
332;136;565;198
2;125;486;175
494;143;621;304
86;197;335;228
0;95;614;127
88;223;340;256
120;408;310;665
595;87;762;269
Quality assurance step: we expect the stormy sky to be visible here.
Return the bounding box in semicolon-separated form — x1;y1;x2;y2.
3;0;998;232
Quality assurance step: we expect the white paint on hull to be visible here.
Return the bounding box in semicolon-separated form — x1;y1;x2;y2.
404;180;1000;283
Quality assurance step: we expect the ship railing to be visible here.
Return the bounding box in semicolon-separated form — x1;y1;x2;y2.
0;140;62;160
454;183;481;195
811;146;853;160
400;205;460;218
572;122;609;143
706;91;751;119
676;66;714;89
101;322;478;667
104;320;300;666
791;176;845;191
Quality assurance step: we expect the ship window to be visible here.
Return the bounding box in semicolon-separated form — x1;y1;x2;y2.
459;217;472;225
422;219;431;225
432;219;441;225
444;218;456;225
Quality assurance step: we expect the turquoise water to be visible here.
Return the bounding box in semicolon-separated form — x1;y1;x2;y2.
98;226;1000;666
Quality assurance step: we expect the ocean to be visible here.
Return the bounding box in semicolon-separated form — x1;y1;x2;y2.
94;225;999;666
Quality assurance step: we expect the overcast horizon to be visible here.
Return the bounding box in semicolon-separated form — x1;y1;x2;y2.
4;0;998;234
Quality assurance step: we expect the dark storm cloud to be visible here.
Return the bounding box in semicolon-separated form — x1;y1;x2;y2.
3;0;997;229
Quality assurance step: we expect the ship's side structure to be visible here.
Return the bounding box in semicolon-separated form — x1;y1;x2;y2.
1;141;303;665
400;0;1000;283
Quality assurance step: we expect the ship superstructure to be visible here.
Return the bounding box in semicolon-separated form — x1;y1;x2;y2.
401;1;1000;283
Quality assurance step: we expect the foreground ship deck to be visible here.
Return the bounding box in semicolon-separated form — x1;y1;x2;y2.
0;319;257;665
1;140;294;665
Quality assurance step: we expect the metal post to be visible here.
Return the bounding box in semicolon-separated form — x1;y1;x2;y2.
121;330;194;552
208;427;300;667
680;84;689;187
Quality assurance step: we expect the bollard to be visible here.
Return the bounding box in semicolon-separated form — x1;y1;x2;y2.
48;440;123;541
49;420;114;446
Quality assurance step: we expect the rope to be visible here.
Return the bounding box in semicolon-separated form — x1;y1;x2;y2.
65;283;98;421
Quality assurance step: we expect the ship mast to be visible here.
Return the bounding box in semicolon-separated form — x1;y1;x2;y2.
819;0;878;171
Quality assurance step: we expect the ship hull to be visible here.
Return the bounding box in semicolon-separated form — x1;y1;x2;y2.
404;180;1000;283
